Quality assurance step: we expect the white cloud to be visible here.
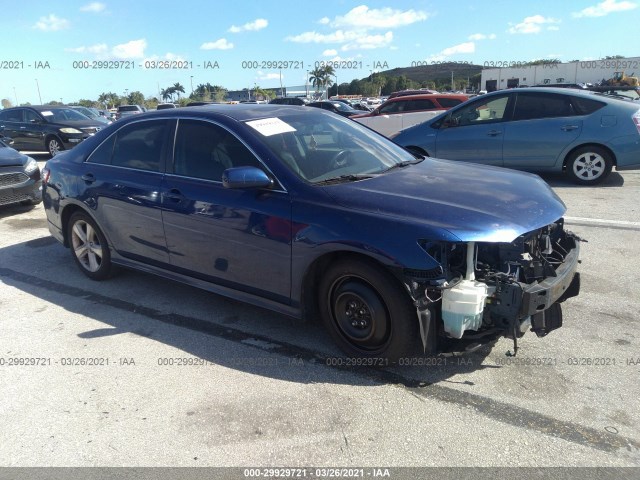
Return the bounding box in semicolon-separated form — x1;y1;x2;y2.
330;5;428;29
33;14;70;31
228;18;268;33
65;43;109;55
342;31;393;51
468;33;496;40
200;38;234;50
80;2;106;13
547;26;560;31
318;17;330;24
112;39;147;59
508;15;560;34
287;29;392;50
423;42;476;63
573;0;637;17
322;49;338;56
257;72;281;81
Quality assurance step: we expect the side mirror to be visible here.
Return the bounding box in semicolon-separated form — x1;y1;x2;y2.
222;166;273;189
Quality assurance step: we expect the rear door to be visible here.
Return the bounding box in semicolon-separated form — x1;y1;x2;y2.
434;93;513;166
161;119;292;302
502;92;583;169
79;119;171;265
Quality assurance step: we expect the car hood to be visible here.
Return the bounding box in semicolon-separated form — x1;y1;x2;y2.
321;158;567;242
0;145;28;167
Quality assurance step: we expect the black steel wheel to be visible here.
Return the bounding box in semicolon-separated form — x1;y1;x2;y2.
318;259;418;360
67;211;113;280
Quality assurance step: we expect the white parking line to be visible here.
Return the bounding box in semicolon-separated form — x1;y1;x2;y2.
564;216;640;227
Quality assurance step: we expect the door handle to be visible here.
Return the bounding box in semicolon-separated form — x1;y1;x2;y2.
164;188;184;202
487;130;502;136
561;125;579;131
81;173;95;183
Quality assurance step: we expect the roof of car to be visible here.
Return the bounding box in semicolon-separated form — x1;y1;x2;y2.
119;104;319;123
386;93;469;101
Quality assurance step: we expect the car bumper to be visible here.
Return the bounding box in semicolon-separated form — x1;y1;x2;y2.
521;240;581;316
0;169;42;206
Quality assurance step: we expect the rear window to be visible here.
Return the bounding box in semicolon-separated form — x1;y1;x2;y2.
118;106;140;112
570;96;607;115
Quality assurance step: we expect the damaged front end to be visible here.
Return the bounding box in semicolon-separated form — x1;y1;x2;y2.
406;219;582;355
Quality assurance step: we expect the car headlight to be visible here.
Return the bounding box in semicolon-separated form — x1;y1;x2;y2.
24;157;39;175
59;127;82;134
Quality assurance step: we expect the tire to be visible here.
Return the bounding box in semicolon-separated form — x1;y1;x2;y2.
318;258;419;361
566;146;612;185
67;212;113;280
47;137;64;157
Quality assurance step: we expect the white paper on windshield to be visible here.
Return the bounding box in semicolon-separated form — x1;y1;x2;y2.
246;117;296;136
41;111;54;116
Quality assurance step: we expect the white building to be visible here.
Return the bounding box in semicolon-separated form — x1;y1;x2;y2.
480;57;640;91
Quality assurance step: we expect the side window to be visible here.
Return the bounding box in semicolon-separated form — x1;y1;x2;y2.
512;93;574;121
111;120;167;172
0;109;23;122
406;99;436;111
379;102;402;114
87;134;116;165
437;97;464;108
570;96;606;115
450;95;510;126
173;120;262;181
24;110;40;123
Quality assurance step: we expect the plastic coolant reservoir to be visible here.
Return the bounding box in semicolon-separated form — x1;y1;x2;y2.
441;279;489;339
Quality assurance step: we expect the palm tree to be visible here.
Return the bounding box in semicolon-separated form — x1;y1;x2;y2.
308;68;324;92
160;88;173;102
172;82;185;100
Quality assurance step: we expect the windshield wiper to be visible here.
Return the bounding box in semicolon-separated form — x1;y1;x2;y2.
314;174;378;185
384;157;425;172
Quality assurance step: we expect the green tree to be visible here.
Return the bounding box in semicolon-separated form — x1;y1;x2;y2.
127;91;145;106
309;68;324;92
98;92;119;109
172;82;185;100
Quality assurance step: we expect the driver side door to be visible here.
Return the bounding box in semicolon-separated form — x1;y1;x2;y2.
435;93;513;166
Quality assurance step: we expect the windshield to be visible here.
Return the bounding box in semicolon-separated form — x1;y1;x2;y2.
331;102;357;112
74;107;99;118
42;108;92;122
245;111;418;183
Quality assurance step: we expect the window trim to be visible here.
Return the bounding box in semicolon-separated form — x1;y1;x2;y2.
443;93;514;128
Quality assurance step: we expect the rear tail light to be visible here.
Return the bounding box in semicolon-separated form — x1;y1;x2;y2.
634;110;640;135
42;166;50;184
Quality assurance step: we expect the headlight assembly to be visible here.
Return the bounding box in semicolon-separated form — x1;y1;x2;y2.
59;127;82;134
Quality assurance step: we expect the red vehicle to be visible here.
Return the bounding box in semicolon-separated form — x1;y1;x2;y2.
352;94;469;137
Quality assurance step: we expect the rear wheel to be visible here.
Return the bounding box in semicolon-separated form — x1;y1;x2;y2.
67;212;113;280
566;146;612;185
318;259;419;361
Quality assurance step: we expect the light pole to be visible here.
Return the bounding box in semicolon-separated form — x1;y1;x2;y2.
13;87;18;105
332;73;338;98
35;79;42;104
190;76;194;94
305;70;309;99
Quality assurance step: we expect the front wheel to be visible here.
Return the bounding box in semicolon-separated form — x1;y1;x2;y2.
566;146;612;185
318;259;419;361
67;212;113;280
47;137;64;157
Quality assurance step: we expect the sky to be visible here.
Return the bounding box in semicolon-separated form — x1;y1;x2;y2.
1;0;639;105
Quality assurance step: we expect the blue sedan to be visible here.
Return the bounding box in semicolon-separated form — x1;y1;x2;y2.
392;87;640;185
42;105;581;360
